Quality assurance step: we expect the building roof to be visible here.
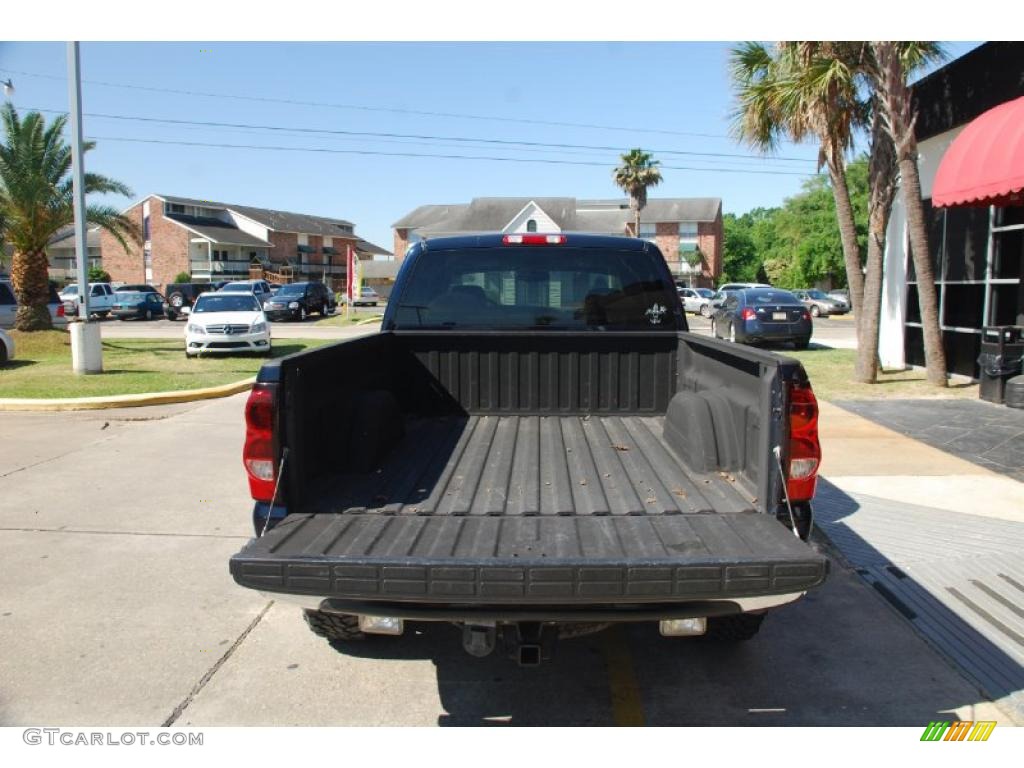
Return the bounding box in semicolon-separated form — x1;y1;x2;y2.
394;196;722;235
48;226;101;248
165;214;273;247
635;198;722;223
355;237;392;257
392;204;464;229
158;194;354;235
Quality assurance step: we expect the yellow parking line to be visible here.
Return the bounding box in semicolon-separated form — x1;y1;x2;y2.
601;625;646;726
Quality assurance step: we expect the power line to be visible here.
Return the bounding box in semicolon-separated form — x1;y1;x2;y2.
23;104;815;165
85;134;817;176
2;65;799;144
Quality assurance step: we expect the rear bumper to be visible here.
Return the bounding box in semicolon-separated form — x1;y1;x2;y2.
741;319;812;341
230;512;828;606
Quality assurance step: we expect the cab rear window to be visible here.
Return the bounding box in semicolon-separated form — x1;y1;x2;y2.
391;247;682;331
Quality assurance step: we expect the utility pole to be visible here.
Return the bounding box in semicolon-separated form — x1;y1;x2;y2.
67;41;102;373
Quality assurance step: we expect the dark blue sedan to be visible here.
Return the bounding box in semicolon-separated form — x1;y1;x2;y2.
711;287;812;348
112;291;166;321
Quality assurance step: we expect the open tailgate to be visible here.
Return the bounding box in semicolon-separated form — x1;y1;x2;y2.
231;513;828;604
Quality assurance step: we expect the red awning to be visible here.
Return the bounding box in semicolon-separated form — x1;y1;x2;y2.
932;95;1024;208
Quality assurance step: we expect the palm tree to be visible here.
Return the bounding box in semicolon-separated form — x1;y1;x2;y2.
870;41;947;386
613;149;663;237
730;42;868;327
0;104;139;331
856;103;898;383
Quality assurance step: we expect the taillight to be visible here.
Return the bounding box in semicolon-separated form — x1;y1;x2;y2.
243;383;278;502
785;381;820;502
740;307;756;321
57;303;65;317
502;234;566;245
801;309;811;320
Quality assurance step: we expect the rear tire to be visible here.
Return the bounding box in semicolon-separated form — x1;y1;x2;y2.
794;337;811;350
705;613;764;642
304;609;365;643
700;304;711;318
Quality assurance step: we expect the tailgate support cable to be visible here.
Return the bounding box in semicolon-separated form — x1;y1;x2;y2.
260;446;290;538
772;445;800;539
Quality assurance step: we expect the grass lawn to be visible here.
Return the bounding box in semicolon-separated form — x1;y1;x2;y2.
0;330;331;399
788;347;978;401
313;310;384;328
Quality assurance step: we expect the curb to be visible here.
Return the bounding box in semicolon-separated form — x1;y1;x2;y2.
0;376;256;412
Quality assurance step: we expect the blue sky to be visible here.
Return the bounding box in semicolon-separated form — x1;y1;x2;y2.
0;41;981;250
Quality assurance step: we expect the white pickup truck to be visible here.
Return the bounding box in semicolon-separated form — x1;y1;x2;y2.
59;282;117;318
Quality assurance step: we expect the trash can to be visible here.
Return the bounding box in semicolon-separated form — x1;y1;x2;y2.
978;326;1024;404
1006;375;1024;409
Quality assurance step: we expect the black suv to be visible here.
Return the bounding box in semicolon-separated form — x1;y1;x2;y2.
262;281;336;322
164;282;215;320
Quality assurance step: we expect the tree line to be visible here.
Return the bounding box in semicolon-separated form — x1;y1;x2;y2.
722;158;869;289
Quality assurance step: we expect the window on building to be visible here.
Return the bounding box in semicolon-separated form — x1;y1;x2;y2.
678;222;699;252
526;219;537;232
638;223;657;243
164;203;185;215
143;215;150;241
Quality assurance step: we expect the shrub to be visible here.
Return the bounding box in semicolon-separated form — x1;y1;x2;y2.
88;266;112;283
173;271;192;284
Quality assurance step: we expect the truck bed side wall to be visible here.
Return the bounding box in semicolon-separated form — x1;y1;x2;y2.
276;331;790;515
673;333;789;508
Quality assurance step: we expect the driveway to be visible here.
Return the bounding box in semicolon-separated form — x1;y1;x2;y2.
0;394;1007;726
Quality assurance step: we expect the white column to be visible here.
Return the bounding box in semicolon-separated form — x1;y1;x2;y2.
879;197;908;370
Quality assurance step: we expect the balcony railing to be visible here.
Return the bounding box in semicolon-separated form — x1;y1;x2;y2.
189;259;252;276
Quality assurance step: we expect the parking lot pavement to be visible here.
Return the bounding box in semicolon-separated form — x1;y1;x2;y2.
1;392;1013;725
96;313;854;349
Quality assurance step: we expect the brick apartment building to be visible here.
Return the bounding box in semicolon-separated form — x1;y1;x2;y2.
392;197;723;286
101;194;390;290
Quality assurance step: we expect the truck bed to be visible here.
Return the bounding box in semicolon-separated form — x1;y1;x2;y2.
305;414;757;517
231;329;828;607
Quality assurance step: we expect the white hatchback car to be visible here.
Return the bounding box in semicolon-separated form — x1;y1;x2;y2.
185;291;271;357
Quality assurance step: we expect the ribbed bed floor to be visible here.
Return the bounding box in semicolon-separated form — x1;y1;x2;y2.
306;415;757;517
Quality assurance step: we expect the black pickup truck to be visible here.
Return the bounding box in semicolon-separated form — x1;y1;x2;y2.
230;233;827;665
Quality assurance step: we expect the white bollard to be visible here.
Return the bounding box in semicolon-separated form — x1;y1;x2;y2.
69;320;103;374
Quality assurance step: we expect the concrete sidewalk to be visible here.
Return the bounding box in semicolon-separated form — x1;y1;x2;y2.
816;400;1024;722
